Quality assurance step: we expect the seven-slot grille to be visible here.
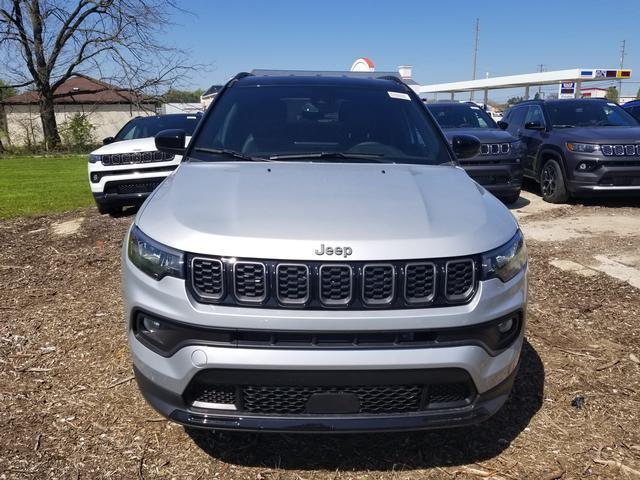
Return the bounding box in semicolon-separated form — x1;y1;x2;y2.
601;144;640;156
480;143;510;155
189;256;478;310
99;151;175;166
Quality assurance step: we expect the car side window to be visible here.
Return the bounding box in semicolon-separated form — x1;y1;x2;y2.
507;107;526;130
524;106;545;126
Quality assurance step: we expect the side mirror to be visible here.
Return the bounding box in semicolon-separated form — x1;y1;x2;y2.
524;121;545;131
451;134;481;160
497;121;509;130
155;129;186;156
102;136;115;145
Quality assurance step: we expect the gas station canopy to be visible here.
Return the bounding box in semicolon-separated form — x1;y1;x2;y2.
419;68;632;100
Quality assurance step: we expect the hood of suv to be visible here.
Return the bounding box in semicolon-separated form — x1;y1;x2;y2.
91;136;192;155
441;128;517;144
554;126;640;144
136;162;518;261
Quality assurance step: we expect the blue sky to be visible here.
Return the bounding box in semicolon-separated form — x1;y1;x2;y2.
168;0;640;101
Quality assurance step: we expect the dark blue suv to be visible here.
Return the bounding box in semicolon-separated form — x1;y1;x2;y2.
502;99;640;203
623;99;640;122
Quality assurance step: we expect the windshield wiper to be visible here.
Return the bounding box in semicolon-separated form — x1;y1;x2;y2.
552;124;575;128
193;147;270;162
269;151;391;163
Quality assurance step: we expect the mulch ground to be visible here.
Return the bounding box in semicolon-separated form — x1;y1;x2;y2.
1;201;639;479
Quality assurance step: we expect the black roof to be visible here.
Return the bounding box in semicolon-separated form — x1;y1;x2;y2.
236;73;410;92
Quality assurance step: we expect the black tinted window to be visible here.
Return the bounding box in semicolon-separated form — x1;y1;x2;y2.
115;115;201;140
427;103;496;129
547;101;638;127
191;84;451;165
507;107;527;129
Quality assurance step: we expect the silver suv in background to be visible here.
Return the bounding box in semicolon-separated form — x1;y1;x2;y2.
123;72;528;432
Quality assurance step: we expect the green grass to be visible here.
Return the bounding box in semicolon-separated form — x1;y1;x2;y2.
0;155;93;219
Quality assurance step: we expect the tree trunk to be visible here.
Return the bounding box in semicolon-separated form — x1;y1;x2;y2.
39;92;60;150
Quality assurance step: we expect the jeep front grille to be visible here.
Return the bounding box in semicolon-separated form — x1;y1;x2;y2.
601;144;640;156
480;143;510;155
99;151;175;166
189;255;477;310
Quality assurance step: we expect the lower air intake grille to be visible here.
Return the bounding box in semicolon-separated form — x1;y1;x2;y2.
186;381;475;415
104;180;162;195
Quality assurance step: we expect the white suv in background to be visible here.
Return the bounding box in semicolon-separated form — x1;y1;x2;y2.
88;113;202;215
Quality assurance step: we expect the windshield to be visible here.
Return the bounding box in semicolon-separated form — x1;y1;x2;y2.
190;84;451;165
115;115;201;141
427;103;497;129
547;101;639;128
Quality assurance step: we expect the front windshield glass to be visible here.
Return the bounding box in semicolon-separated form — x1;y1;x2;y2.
547;101;639;127
190;84;451;165
427;103;497;129
115;114;201;141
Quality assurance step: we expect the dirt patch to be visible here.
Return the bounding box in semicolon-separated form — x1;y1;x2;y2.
522;213;640;242
1;203;640;479
51;217;84;236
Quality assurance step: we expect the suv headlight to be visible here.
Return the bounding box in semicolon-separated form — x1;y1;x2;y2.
566;142;600;154
89;154;102;163
127;225;185;280
481;230;527;282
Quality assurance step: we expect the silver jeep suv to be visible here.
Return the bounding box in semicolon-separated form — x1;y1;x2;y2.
122;72;528;432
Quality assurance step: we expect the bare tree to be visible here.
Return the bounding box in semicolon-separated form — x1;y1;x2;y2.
0;0;197;148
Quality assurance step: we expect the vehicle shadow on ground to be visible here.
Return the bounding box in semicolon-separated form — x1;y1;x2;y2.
186;340;544;471
507;196;530;210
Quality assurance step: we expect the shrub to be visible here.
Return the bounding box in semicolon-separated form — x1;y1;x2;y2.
60;113;95;151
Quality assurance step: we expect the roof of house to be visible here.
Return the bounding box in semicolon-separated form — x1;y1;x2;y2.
1;75;150;105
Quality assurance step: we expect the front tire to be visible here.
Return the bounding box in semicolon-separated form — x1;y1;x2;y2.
540;159;569;203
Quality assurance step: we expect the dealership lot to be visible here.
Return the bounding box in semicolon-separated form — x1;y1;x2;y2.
1;189;639;479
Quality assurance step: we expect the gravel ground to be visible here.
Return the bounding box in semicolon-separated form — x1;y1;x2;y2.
1;194;640;479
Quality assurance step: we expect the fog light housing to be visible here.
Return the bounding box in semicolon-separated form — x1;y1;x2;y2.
91;172;100;183
576;161;597;172
497;318;514;333
142;315;162;333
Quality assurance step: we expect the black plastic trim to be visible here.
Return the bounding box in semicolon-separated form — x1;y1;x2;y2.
131;308;523;358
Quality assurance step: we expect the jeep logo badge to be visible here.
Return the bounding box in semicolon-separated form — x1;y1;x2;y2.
315;244;352;258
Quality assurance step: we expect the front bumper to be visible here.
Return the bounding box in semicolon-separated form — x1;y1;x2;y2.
133;362;518;432
123;251;527;432
459;161;523;197
565;155;640;195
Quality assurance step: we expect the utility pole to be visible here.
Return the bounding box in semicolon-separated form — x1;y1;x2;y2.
470;18;479;101
619;40;626;95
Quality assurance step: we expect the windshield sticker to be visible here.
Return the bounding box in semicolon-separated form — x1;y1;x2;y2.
388;91;411;100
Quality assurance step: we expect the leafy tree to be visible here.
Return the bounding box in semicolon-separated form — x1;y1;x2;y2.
0;78;16;101
162;88;205;103
507;96;524;106
59;113;94;151
636;86;640;99
0;1;196;149
605;86;619;103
